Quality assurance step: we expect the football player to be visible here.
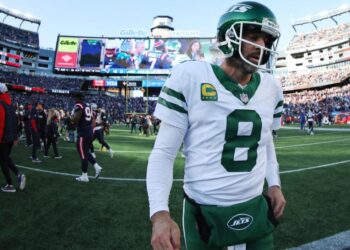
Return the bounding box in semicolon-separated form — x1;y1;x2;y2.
147;2;286;249
140;39;172;69
307;108;315;135
71;93;102;182
90;104;114;158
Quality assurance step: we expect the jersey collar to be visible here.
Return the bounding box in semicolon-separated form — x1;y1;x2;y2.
211;64;260;105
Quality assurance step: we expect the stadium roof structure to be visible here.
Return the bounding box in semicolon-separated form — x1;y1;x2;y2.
0;5;41;31
291;4;350;32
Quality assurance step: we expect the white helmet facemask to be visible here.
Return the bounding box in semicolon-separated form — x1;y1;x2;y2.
223;21;280;72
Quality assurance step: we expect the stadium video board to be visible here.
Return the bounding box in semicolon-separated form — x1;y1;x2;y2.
54;36;218;75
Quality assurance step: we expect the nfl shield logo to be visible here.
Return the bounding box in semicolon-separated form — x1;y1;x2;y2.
240;93;249;104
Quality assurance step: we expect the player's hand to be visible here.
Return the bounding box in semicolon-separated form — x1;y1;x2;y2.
267;186;286;220
150;211;181;250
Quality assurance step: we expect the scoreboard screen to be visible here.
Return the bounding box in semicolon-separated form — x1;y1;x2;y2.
54;36;219;75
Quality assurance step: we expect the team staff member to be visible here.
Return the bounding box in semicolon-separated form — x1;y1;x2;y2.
38;103;47;151
147;2;286;249
72;93;102;182
30;102;42;163
44;109;62;159
0;83;26;192
23;103;32;147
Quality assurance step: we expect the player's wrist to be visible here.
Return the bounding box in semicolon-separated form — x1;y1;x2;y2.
151;210;171;223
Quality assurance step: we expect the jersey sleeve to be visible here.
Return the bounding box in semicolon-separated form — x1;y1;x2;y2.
73;103;83;113
154;63;189;130
272;79;284;130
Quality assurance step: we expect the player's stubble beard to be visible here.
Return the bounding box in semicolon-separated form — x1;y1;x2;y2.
226;54;258;75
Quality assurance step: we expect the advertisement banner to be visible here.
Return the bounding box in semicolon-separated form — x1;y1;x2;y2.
120;81;142;87
92;79;106;87
142;79;165;87
57;37;79;52
105;79;119;87
55;52;78;68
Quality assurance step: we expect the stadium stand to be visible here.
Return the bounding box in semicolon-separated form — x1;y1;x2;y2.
275;4;350;125
0;22;39;49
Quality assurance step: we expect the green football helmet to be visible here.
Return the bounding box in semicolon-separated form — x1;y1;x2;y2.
166;39;182;53
217;1;280;71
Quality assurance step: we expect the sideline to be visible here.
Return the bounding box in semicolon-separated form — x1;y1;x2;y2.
288;230;350;250
282;126;350;131
17;158;350;182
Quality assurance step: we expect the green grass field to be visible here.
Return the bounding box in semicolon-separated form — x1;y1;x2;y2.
1;125;350;250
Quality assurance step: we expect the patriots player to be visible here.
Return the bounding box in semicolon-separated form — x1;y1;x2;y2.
147;2;286;249
71;93;102;182
90;104;114;158
140;39;172;69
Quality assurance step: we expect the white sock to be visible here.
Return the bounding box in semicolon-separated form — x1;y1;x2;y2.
82;173;88;177
93;163;100;169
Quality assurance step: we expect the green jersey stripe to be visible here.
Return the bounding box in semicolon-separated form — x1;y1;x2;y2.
275;100;283;109
162;86;186;103
158;97;188;114
273;112;282;118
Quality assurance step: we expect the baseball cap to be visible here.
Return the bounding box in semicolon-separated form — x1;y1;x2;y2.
0;83;8;93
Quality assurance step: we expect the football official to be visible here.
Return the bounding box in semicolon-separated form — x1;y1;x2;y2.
147;2;286;249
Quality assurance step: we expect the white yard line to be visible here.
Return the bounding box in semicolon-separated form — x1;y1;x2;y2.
276;137;350;149
288;230;350;250
17;158;349;181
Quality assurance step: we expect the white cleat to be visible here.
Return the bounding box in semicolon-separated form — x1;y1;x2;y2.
75;175;89;182
18;174;26;190
94;164;102;179
109;149;114;158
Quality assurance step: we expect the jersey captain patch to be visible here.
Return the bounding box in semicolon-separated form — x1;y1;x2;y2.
201;83;218;101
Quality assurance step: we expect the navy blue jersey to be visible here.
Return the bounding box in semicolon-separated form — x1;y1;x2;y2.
105;52;134;69
74;101;93;135
140;51;172;69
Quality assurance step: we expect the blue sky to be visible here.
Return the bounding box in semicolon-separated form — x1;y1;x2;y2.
0;0;349;50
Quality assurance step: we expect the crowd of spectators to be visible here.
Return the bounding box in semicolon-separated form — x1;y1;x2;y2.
10;92;157;125
288;23;350;50
277;65;350;90
2;62;350;127
0;69;158;122
0;70;83;91
283;84;350;123
0;23;39;49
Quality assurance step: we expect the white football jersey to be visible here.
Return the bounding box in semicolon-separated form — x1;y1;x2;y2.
154;61;283;206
